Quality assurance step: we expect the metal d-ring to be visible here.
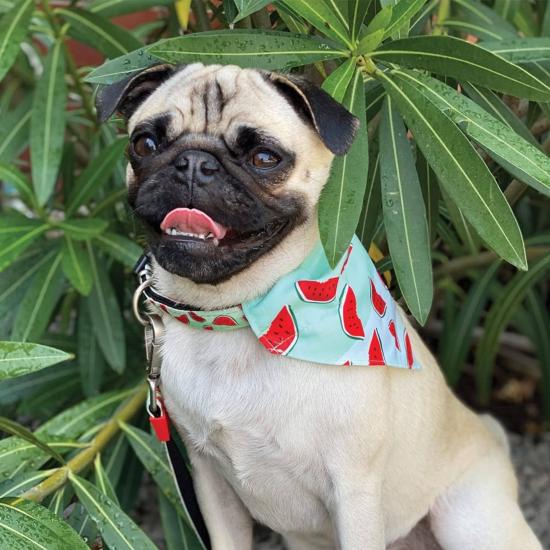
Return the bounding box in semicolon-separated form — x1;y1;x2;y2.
133;278;153;326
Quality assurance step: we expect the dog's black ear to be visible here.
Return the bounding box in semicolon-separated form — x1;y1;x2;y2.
268;73;359;155
95;63;175;123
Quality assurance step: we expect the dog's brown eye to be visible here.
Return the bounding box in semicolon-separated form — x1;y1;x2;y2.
133;134;157;157
251;150;281;169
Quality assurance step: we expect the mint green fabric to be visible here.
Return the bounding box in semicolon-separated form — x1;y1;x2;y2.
147;236;419;369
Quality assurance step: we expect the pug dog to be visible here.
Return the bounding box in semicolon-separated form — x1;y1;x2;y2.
97;63;541;550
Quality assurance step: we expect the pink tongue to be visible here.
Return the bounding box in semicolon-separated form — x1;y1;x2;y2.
160;208;227;239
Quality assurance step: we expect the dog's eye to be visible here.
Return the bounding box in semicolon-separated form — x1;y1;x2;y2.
251;150;281;170
133;134;158;157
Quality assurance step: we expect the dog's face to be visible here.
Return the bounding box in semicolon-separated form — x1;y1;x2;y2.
97;63;358;285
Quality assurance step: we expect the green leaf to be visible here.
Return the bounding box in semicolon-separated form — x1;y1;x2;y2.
94;232;143;268
62;238;94;295
379;96;432;324
85;46;161;84
383;0;426;39
89;0;173;17
494;0;519;23
69;473;157;550
322;58;356;103
31;39;67;206
349;0;372;43
440;262;500;386
0;219;48;272
232;0;271;23
357;142;381;249
441;18;509;41
0;417;65;465
365;79;385;119
58;8;142;58
481;38;550;64
0;95;31;163
395;70;550;197
453;0;517;39
94;454;118;504
87;247;126;372
0;470;54;498
119;422;206;547
0;342;72;381
78;298;105;397
0;0;33;82
11;253;65;343
319;68;368;267
0;163;34;207
377;71;527;270
372;36;550;101
149;30;348;71
357;5;392;54
58;218;109;241
475;254;550;403
0;498;88;550
66;138;127;216
280;0;351;46
416;149;438;243
158;490;202;550
441;188;479;254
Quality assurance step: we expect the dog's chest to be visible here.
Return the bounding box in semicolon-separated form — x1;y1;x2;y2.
159;318;349;531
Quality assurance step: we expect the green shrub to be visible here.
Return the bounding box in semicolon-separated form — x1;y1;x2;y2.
0;0;549;546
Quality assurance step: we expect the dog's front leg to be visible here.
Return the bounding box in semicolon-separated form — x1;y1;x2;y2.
332;477;385;550
188;448;253;550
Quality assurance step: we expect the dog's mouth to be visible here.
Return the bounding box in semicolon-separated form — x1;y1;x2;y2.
155;207;288;251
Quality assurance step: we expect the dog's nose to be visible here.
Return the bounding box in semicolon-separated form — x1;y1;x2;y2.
175;150;220;184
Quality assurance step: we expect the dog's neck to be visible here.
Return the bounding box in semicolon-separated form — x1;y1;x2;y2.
152;220;320;310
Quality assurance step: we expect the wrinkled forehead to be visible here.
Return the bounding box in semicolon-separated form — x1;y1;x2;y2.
129;63;309;143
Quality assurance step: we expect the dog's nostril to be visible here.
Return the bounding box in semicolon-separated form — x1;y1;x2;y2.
200;161;218;177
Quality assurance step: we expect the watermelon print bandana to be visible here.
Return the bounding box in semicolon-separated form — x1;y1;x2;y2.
145;236;419;369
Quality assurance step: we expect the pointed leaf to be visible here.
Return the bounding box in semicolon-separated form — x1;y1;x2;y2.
280;0;351;46
475;254;550;403
0;163;34;207
372;36;550;101
319;68;368;266
158;490;203;550
357;141;381;249
94;232;143;268
379;97;432;324
481;38;550;64
66;138;127;216
349;0;372;43
0;417;65;464
395;70;550;197
0;470;54;498
94;455;118;504
31;39;67;206
383;0;426;39
232;0;271;23
58;218;109;240
69;473;157;550
357;5;392;54
11;253;65;343
453;0;517;39
149;30;348;71
0;219;48;272
0;95;31;163
416;149;439;243
78;298;105;396
378;71;526;269
0;342;72;381
0;498;88;550
0;0;33;82
87;247;126;372
62;238;94;295
58;8;141;58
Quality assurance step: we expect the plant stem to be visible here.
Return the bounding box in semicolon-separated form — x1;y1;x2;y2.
434;246;550;278
433;0;451;35
504;179;528;206
191;0;211;31
18;384;147;503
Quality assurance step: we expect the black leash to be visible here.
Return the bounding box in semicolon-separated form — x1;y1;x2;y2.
133;255;212;550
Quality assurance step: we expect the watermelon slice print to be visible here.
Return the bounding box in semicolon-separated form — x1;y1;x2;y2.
259;305;299;355
213;315;238;326
296;276;339;303
368;329;386;366
189;311;206;323
341;360;353;366
176;313;189;324
370;279;387;317
338;285;365;339
340;244;353;274
388;320;400;350
404;330;414;368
